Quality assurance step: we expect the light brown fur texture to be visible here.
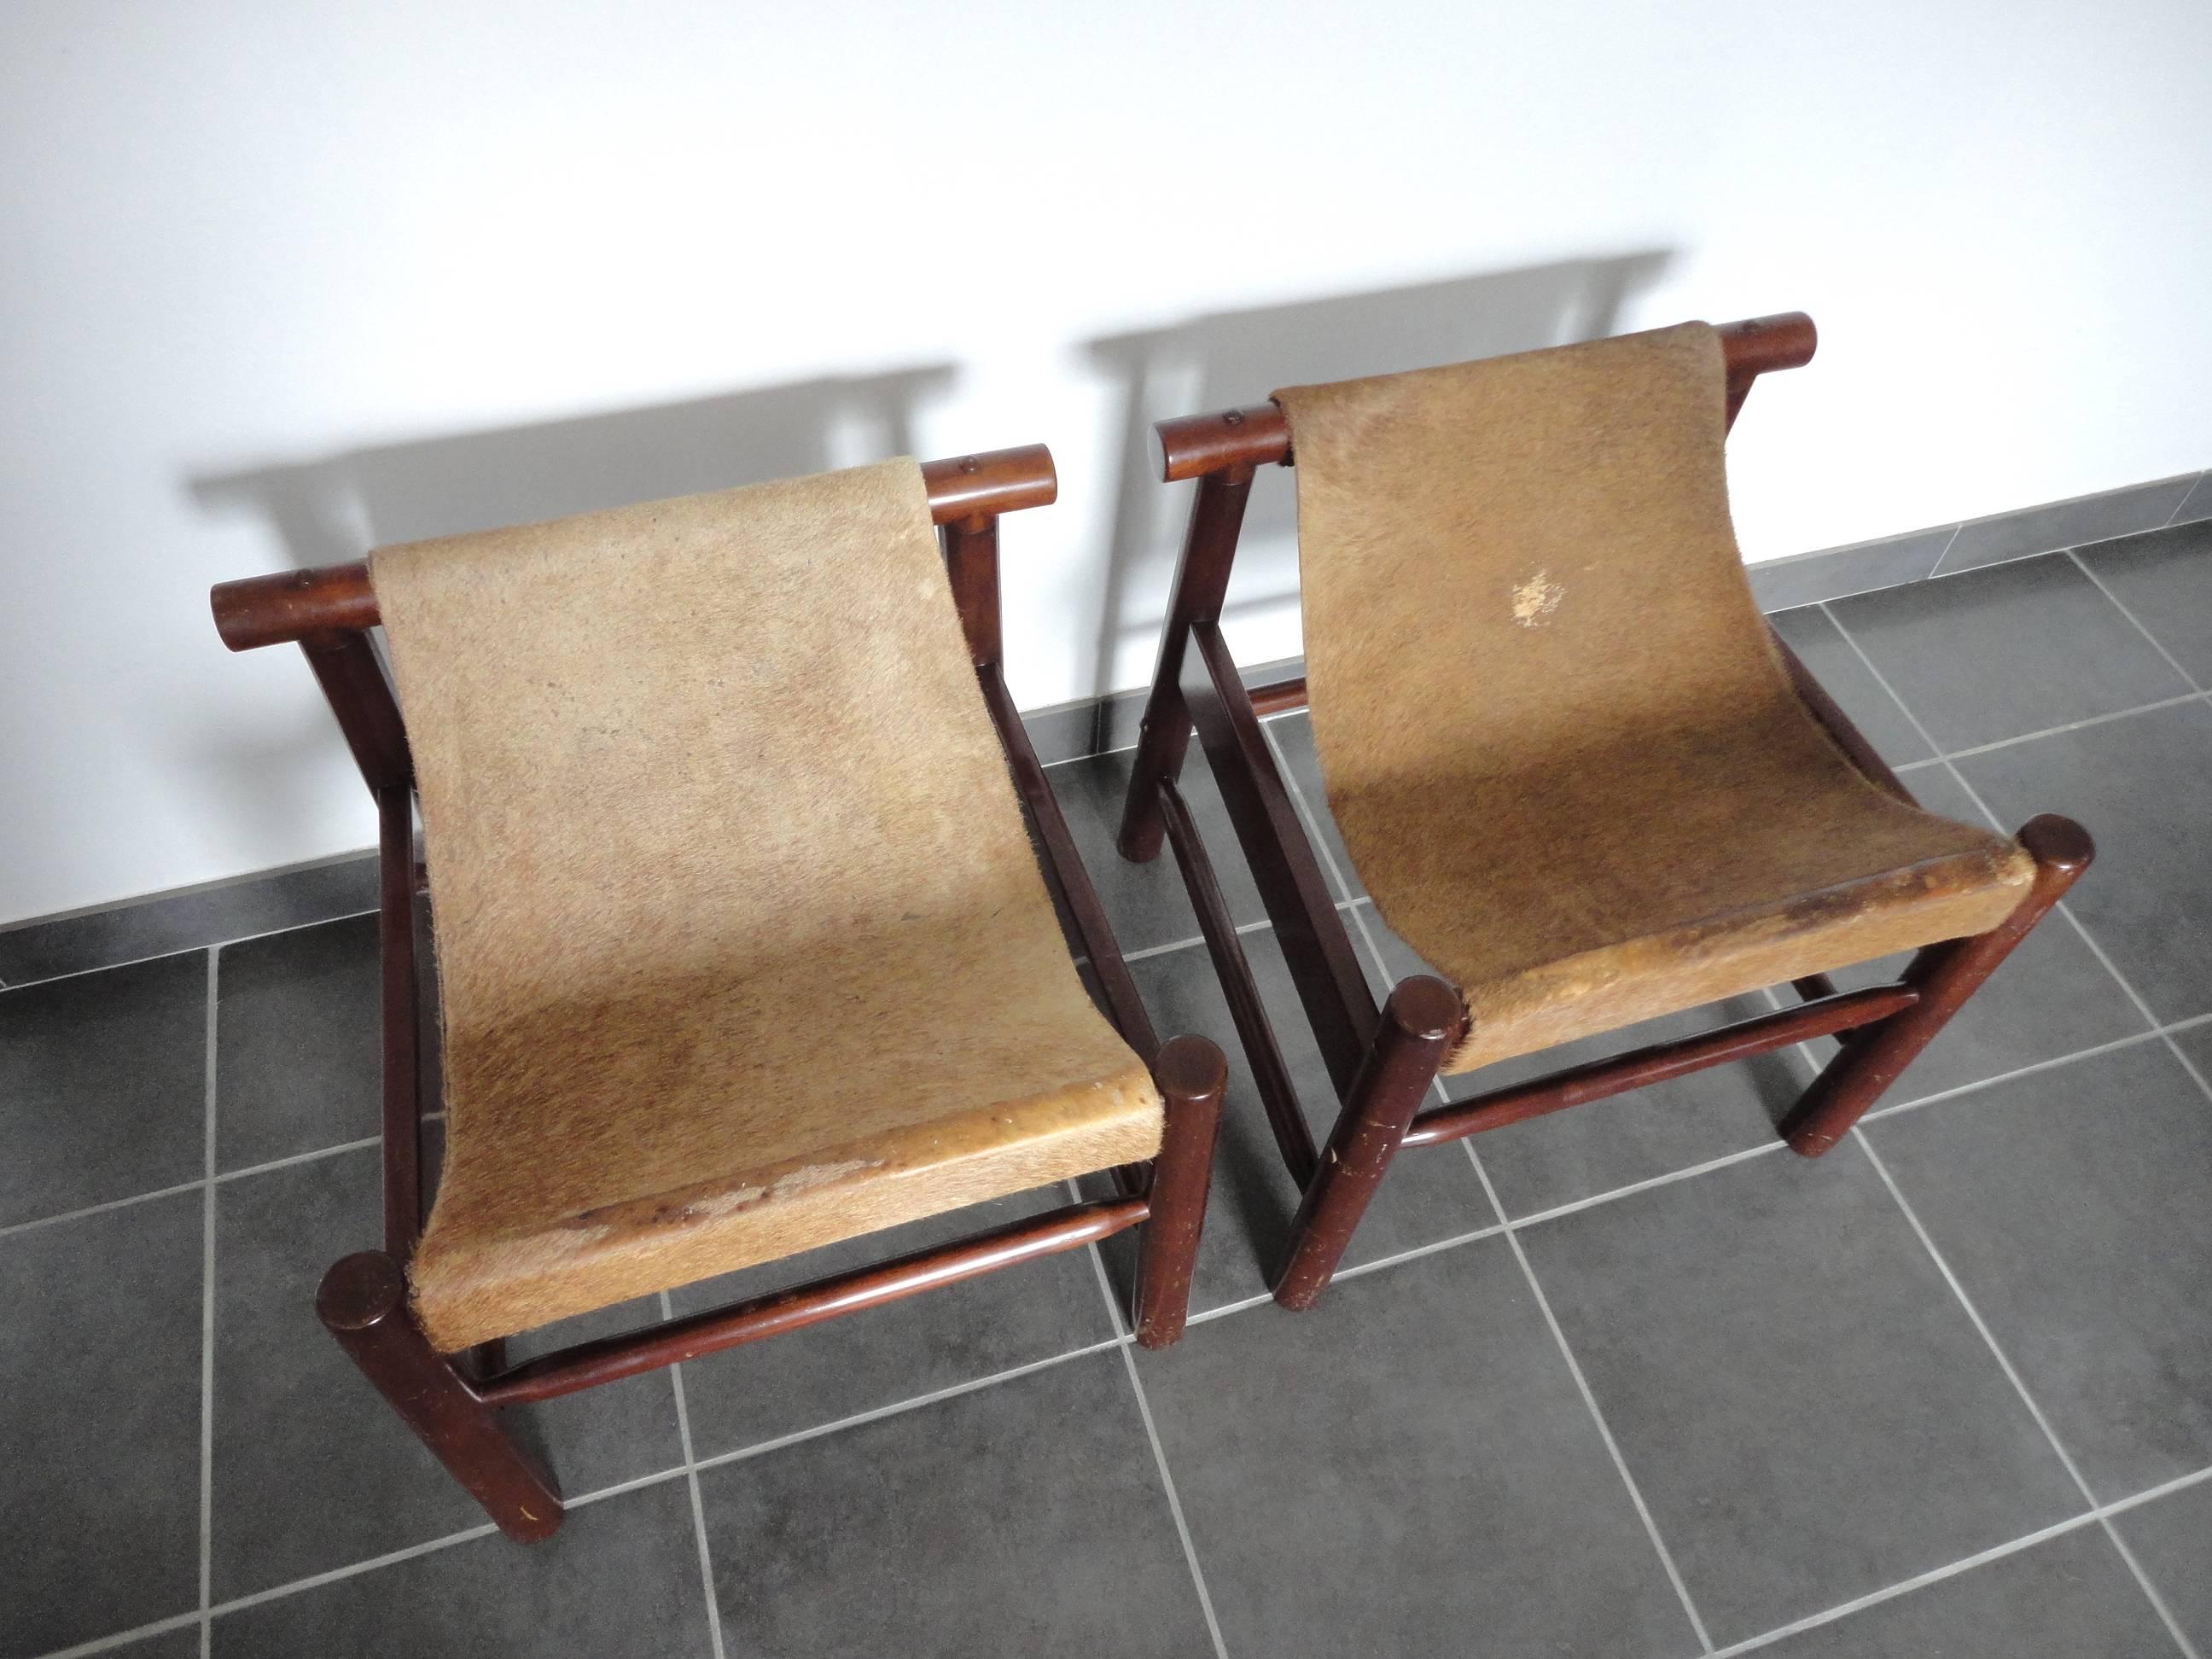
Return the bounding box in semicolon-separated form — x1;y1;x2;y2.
1274;323;2032;1074
370;459;1160;1352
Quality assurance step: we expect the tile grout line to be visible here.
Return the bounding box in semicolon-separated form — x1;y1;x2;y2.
1077;1215;1234;1659
1331;893;1717;1655
1918;691;2203;765
690;1336;1128;1481
1325;1216;1509;1282
1112;1342;1234;1659
1701;1507;2108;1658
198;946;218;1659
1824;598;2212;1179
1921;521;1968;580
0;906;381;996
1813;607;2206;1650
0;1137;388;1243
2155;473;2205;530
36;1610;208;1659
1853;1024;2176;1127
201;1522;499;1622
1468;1141;1718;1655
1853;1132;2203;1659
66;1344;1149;1659
1927;743;2212;1128
0;1178;209;1242
1278;697;1712;1648
660;1292;729;1659
1116;894;1367;969
1511;1138;1790;1232
2066;547;2206;695
1829;589;2212;1654
52;1447;2212;1659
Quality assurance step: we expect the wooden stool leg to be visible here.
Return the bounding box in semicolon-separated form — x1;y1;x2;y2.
1132;1036;1230;1348
1273;976;1462;1312
1117;468;1255;863
317;1252;564;1542
1781;814;2093;1156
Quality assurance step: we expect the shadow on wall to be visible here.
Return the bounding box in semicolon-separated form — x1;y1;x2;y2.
1081;253;1674;696
187;364;958;569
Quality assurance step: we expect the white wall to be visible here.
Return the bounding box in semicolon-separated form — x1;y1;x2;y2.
3;0;2207;925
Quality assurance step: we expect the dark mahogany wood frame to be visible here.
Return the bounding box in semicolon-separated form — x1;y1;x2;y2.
1113;313;2094;1311
209;445;1229;1542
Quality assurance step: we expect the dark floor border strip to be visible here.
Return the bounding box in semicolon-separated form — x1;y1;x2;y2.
9;471;2206;984
1745;467;2207;611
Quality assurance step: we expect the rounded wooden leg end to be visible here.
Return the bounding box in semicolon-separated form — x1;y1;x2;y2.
1385;975;1466;1046
317;1251;409;1333
2018;813;2095;881
1116;818;1167;865
1785;1125;1842;1158
1155;1033;1228;1105
499;1493;566;1545
1134;1305;1187;1350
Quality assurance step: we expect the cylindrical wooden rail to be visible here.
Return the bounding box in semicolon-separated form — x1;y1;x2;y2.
210;444;1059;652
476;1194;1148;1407
1401;981;1917;1149
1153;311;1819;481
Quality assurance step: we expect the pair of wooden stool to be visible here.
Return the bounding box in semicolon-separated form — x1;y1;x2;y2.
210;311;2088;1541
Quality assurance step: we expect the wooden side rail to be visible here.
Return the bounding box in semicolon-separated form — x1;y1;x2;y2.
474;1196;1150;1407
1401;983;1918;1148
979;661;1162;1065
211;444;1059;652
1153;312;1817;480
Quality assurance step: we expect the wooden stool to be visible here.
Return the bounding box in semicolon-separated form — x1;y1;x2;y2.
211;445;1226;1541
1113;314;2090;1310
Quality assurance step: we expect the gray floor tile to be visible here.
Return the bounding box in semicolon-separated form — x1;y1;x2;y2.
667;1187;1118;1458
699;1349;1214;1657
1866;1041;2212;1496
1358;901;1806;1217
1137;1235;1702;1658
1112;933;1496;1313
2175;1021;2212;1083
1830;912;2151;1111
1957;699;2212;1023
1816;767;2151;1105
1;1192;203;1659
2076;517;2212;685
1;950;206;1229
1749;527;1956;614
1461;997;1805;1219
1768;603;1936;764
0;856;375;986
1519;1141;2083;1644
1829;554;2191;753
2112;1476;2212;1651
216;914;380;1173
1936;476;2198;575
211;1145;684;1600
1750;1525;2174;1658
1261;709;1364;899
1046;745;1266;954
212;1479;713;1658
